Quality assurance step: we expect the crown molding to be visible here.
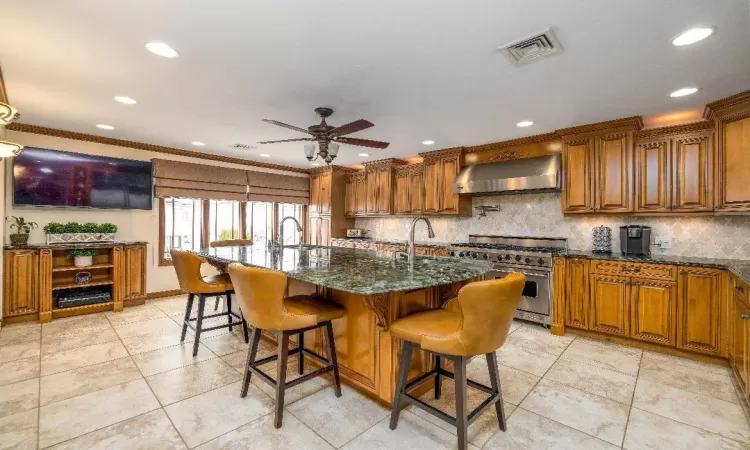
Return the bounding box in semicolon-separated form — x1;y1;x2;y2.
556;116;644;138
6;122;310;174
362;157;407;170
418;147;464;161
703;90;750;120
634;120;714;140
466;132;559;153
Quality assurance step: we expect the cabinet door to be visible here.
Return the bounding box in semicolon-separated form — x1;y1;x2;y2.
344;178;356;216
595;133;632;212
438;157;460;214
318;172;332;215
717;117;750;211
731;295;749;390
423;160;440;213
2;250;39;317
589;274;629;336
355;175;367;215
365;170;379;214
409;168;424;213
672;133;712;212
309;175;321;215
634;140;670;213
308;216;320;246
377;168;392;214
318;216;331;246
123;245;147;300
562;138;594;213
394;170;411;214
676;267;725;356
630;279;677;346
565;258;589;330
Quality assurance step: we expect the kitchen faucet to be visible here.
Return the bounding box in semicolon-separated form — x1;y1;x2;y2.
275;216;303;251
408;216;435;264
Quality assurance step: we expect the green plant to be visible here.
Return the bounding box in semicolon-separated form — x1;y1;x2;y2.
43;222;65;234
97;223;117;234
219;228;240;240
80;222;99;233
5;216;38;234
69;249;98;257
43;222;118;234
62;222;82;233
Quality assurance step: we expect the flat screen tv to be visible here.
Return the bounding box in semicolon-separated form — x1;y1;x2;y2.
13;147;153;210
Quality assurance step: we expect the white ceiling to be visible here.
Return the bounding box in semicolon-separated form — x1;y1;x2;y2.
2;0;749;168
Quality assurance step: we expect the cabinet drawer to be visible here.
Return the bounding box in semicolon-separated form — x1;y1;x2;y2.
733;276;749;302
590;260;677;281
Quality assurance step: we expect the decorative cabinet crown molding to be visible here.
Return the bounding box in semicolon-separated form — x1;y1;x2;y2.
703;90;750;120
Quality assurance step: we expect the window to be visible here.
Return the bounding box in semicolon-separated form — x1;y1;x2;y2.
277;203;304;246
246;202;274;248
208;200;241;242
162;198;203;264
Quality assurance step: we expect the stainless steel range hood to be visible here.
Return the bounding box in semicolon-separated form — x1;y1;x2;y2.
453;154;561;196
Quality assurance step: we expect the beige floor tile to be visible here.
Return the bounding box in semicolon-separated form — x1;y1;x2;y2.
495;341;560;376
559;339;641;376
151;295;208;316
132;342;216;376
38;379;160;448
641;350;730;377
0;323;41;347
146;358;241;405
220;340;276;372
47;409;186;450
196;412;333;450
41;327;119;355
623;407;746;450
0;340;40;364
638;357;738;404
520;378;629;446
120;329;193;355
0;357;40;387
484;407;619;449
505;325;574;357
164;381;274;448
113;316;181;338
573;336;643;357
201;333;248;356
249;354;331;405
408;378;516;448
41;313;111;337
341;410;479;450
466;357;540;405
288;385;389;448
0;408;38;450
40;357;142;406
40;340;128;376
0;378;39;419
104;305;170;327
544;358;636;404
633;378;750;444
184;316;242;340
508;320;523;334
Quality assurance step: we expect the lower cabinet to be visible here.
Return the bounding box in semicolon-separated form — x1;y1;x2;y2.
589;274;629;337
122;245;147;300
731;293;749;393
2;250;39;318
565;258;589;330
630;278;677;346
676;267;726;356
308;216;331;246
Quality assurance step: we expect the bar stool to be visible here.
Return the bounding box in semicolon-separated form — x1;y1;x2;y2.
171;249;249;356
227;264;345;428
209;239;254;310
389;274;526;450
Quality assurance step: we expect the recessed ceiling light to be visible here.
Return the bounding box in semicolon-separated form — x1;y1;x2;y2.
191;141;205;146
259;153;271;158
311;163;320;166
422;140;435;146
671;27;715;46
516;120;534;127
669;87;699;98
114;96;137;105
96;124;114;130
359;153;370;157
145;41;179;58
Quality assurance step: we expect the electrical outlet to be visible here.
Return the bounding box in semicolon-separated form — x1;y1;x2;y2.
654;237;672;249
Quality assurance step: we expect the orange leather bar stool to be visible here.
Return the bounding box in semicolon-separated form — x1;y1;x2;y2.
389;274;525;450
228;264;345;428
171;249;249;356
209;239;253;311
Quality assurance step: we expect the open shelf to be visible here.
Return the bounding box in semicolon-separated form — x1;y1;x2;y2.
52;263;114;272
52;301;114;318
52;279;114;291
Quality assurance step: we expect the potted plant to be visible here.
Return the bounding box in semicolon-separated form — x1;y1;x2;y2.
69;249;98;267
5;216;38;246
44;222;118;244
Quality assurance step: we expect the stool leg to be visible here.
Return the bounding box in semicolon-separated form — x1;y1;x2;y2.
390;341;414;430
180;293;194;342
274;331;290;428
455;356;468;450
192;295;206;357
240;308;249;344
434;355;442;399
297;332;305;375
226;292;234;332
323;321;341;397
486;351;506;431
241;327;261;397
214;295;221;311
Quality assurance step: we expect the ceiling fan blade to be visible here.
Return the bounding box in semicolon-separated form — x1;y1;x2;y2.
335;137;390;149
261;119;312;135
257;138;314;144
329;119;374;137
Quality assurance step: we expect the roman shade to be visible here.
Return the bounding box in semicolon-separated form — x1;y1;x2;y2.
247;170;310;204
152;159;248;201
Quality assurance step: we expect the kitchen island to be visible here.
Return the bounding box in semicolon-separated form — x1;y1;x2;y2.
194;244;492;405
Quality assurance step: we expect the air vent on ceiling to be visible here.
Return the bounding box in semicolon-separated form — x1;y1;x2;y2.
230;143;257;150
498;28;563;66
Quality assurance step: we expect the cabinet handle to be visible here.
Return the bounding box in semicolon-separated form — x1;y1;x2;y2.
679;270;686;275
741;314;749;320
736;286;746;294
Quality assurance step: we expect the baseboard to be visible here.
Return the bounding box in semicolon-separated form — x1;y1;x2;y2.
123;297;146;307
145;289;184;300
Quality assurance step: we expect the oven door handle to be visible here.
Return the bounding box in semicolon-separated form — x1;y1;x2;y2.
489;268;550;278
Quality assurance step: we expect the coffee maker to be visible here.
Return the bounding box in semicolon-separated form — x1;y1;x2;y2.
620;225;651;255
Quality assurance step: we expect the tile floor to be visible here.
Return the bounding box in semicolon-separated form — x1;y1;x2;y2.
0;296;749;449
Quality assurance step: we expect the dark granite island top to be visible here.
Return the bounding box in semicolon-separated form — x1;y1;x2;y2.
193;244;492;295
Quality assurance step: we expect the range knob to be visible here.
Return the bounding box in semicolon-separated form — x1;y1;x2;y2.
496;254;504;262
515;255;522;262
471;252;479;259
505;254;512;260
524;257;532;264
449;251;455;257
482;254;489;260
458;252;465;257
537;258;545;265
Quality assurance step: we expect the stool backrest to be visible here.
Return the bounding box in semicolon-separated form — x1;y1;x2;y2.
209;239;253;248
170;249;207;293
227;264;297;330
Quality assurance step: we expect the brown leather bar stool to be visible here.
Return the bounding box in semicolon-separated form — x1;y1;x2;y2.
209;239;253;310
228;264;345;428
389;274;526;450
171;249;249;356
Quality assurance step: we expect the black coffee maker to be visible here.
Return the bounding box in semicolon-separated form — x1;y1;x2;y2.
620;225;651;255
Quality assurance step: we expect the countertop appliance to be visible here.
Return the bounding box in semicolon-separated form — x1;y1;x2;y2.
453;154;561;196
620;225;651;255
448;235;567;325
346;228;368;238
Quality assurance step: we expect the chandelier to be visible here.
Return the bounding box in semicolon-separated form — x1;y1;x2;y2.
0;102;23;157
304;142;339;165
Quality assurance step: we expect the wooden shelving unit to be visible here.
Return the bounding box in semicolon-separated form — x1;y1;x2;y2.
52;263;114;272
52;280;114;291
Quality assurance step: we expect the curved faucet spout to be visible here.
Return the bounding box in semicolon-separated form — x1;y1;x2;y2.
408;216;435;264
278;216;303;249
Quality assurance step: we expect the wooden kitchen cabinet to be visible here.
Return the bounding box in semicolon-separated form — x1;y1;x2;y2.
589;274;630;337
419;149;469;216
354;173;367;215
308;216;331;246
595;132;632;212
122;245;147;301
309;171;332;215
394;164;425;215
309;166;354;245
345;159;403;216
731;292;750;392
676;267;726;356
565;257;589;330
630;278;677;346
423;159;440;213
345;176;356;216
672;133;712;211
634;140;670;213
562;137;594;213
365;169;380;214
2;249;39;318
376;167;392;214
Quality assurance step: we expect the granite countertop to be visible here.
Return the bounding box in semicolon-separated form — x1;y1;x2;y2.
4;241;149;250
194;244;492;295
330;237;452;249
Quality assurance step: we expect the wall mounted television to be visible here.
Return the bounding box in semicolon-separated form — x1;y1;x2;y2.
13;147;153;210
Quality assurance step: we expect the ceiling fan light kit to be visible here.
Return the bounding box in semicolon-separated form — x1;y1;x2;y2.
0;102;25;157
260;107;390;165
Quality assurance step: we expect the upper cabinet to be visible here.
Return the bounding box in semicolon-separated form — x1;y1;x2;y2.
595;132;632;212
308;166;355;244
394;164;424;215
561;137;594;213
419;148;470;216
345;159;404;217
309;171;331;215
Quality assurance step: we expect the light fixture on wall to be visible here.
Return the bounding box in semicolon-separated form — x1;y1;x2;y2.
304;142;340;165
0;102;21;125
0;141;24;157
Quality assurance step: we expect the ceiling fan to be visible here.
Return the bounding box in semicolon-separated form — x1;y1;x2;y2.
258;107;390;164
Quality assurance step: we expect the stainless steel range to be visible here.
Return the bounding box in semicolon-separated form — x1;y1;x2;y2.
448;235;567;326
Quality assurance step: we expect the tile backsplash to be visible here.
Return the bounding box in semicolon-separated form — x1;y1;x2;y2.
355;192;750;260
